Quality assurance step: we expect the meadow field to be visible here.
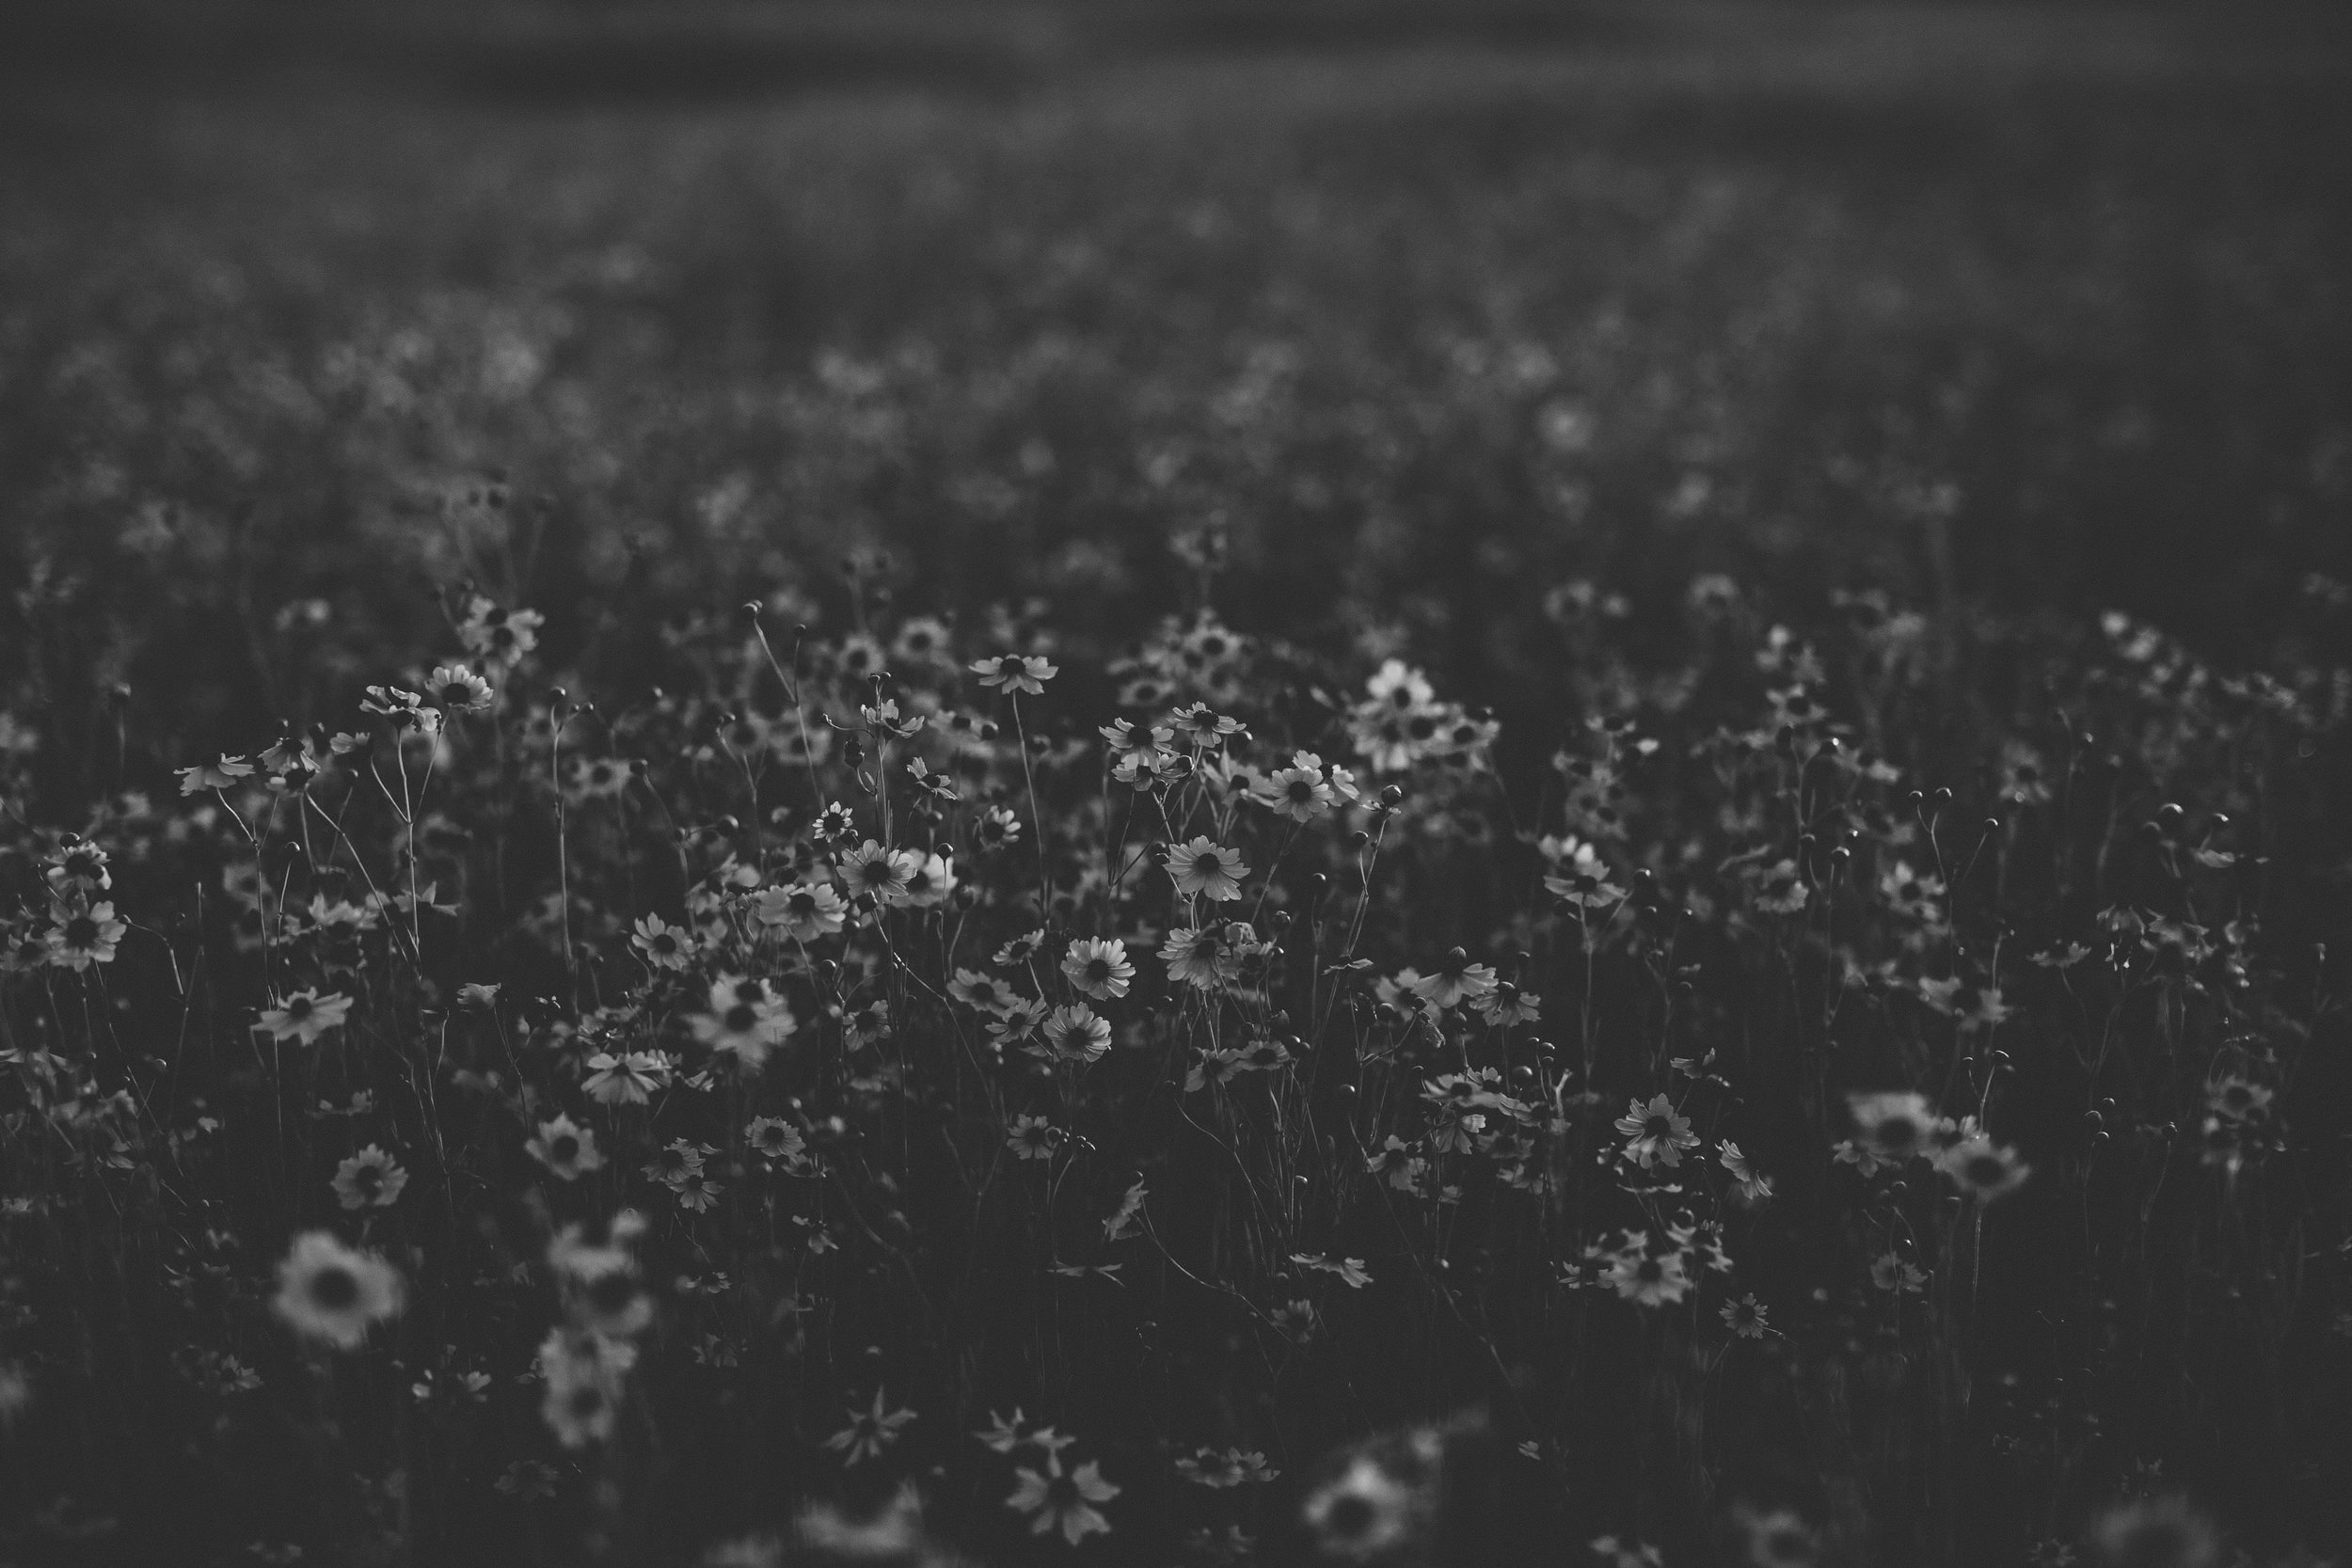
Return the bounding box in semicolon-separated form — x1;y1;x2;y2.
1;3;2349;1564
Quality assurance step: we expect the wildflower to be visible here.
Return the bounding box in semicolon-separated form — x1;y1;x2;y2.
834;632;886;683
995;927;1048;966
1937;1133;2031;1202
44;899;126;971
1045;1003;1113;1063
1848;1091;1936;1164
1720;1140;1774;1205
1367;658;1435;712
949;967;1020;1016
988;998;1050;1053
568;756;633;800
813;800;858;843
1412;948;1498;1010
1256;755;1336;820
1008;1452;1120;1545
584;1050;674;1104
256;989;353;1046
974;1408;1029;1452
644;1138;706;1182
2206;1076;2273;1122
973;804;1024;849
1722;1294;1773;1339
1157;840;1243;905
458;596;543;665
1169;702;1244;746
746;1117;805;1164
1160;924;1234;990
838;839;918;904
892;616;951;664
666;1166;723;1212
332;1145;408;1211
1473;981;1542;1026
898;850;957;910
1007;1114;1062;1161
1613;1095;1699;1170
631;912;697;971
42;838;110;894
1061;937;1135;1000
1591;1537;1665;1568
825;1388;916;1465
971;654;1058;696
1605;1243;1692;1307
691;975;796;1068
529;1115;605;1180
538;1326;633;1448
427;662;494;713
1299;1443;1437;1562
752;879;847;942
177;754;255;794
273;1231;404;1349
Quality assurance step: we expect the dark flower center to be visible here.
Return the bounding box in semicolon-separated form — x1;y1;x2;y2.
310;1266;359;1309
549;1134;580;1163
651;934;676;955
788;893;816;917
587;1273;637;1314
353;1166;381;1193
569;1387;605;1419
1878;1116;1918;1148
724;1005;759;1033
443;683;469;704
1327;1494;1376;1541
65;917;100;946
1644;1116;1673;1139
1288;779;1315;802
286;997;313;1021
1966;1155;2008;1186
1085;960;1111;983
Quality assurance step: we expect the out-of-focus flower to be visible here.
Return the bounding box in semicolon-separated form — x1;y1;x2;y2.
332;1145;408;1211
274;1231;404;1350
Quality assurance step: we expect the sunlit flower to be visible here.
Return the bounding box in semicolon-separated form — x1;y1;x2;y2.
1256;757;1336;820
1045;1003;1113;1063
838;840;918;904
41;838;110;894
949;967;1020;1016
1722;1293;1773;1339
1937;1133;2031;1202
1169;702;1245;746
274;1231;404;1350
753;879;848;942
630;912;697;971
898;850;958;910
177;754;255;794
529;1115;605;1180
988;998;1050;1053
584;1049;675;1103
458;596;543;666
1008;1452;1120;1545
1848;1091;1936;1164
256;989;353;1046
813;800;858;843
1007;1114;1062;1161
332;1145;408;1211
1160;924;1234;990
1061;937;1135;1000
1411;948;1497;1010
1299;1443;1436;1563
1605;1243;1692;1307
824;1387;915;1465
538;1326;632;1448
1167;837;1249;902
44;899;125;971
1613;1096;1698;1170
691;974;796;1069
995;928;1048;966
427;662;494;713
746;1117;805;1164
1720;1140;1774;1205
971;654;1057;696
